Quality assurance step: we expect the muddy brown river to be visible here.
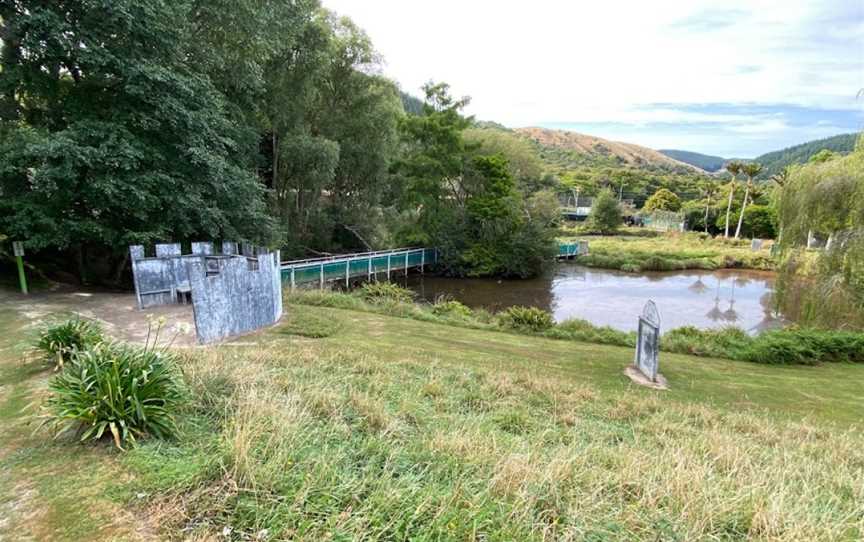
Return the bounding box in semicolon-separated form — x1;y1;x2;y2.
404;264;785;334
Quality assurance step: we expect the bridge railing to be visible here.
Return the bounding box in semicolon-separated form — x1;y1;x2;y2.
282;247;437;289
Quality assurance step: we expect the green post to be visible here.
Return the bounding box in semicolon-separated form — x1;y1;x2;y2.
13;242;27;294
16;256;27;294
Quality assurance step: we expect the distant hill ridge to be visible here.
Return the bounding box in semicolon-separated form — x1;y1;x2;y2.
658;150;726;172
515;127;702;173
752;133;859;178
660;133;859;176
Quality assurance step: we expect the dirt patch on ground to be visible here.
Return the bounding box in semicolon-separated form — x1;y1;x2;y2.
0;285;198;347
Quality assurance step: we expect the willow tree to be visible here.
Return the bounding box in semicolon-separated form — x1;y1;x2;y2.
775;136;864;328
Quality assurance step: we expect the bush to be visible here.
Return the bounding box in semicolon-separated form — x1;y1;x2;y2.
644;188;682;212
357;282;415;304
37;317;104;368
586;188;622;234
42;343;185;449
742;329;864;365
546;318;634;347
431;297;474;319
498;306;554;332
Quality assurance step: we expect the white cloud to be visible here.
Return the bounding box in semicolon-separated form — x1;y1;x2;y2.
323;0;864;154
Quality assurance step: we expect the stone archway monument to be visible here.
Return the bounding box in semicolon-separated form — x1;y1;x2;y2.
625;300;669;389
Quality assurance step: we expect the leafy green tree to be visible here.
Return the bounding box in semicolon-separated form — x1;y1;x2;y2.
588;189;622;234
741;205;777;239
463;128;546;193
0;0;273;283
643;188;682;212
396;84;555;277
809;149;840;164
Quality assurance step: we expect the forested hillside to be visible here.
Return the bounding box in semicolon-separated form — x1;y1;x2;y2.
658;149;727;172
753;133;858;178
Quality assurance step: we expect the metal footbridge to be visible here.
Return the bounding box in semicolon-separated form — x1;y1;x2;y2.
281;242;588;288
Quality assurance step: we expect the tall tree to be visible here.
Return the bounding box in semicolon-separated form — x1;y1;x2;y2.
395;83;555;277
735;163;762;239
723;161;743;237
0;0;274;283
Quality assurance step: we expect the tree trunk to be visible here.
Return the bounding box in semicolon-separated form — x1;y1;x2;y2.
704;192;712;234
75;244;87;285
734;181;751;239
724;183;736;238
111;250;130;287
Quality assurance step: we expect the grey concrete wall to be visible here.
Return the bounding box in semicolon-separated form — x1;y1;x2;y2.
130;242;238;309
188;251;283;344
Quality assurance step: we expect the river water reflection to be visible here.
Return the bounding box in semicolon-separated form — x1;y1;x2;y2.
405;264;785;334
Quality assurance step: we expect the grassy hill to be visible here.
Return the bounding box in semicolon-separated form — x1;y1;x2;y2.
2;288;863;540
517;127;702;174
659;149;726;172
754;133;859;178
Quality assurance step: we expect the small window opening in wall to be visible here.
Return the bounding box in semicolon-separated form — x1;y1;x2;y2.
205;257;221;276
247;257;260;271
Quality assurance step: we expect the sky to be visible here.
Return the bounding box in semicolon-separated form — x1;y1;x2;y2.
322;0;864;158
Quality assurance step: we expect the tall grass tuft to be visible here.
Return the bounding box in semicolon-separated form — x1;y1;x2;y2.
37;317;104;369
497;306;555;332
357;282;416;304
42;343;185;449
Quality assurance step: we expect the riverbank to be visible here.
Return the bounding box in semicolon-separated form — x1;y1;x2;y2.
558;229;776;272
2;288;863;540
291;288;863;366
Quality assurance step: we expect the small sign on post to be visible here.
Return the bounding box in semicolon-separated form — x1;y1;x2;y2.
12;241;28;294
626;300;668;389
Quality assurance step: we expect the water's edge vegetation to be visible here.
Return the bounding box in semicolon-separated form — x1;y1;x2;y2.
288;285;864;366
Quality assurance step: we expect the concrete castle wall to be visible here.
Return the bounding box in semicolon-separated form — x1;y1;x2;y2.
129;242;283;344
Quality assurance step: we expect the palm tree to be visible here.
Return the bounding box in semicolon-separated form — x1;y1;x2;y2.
723;161;742;237
734;162;762;238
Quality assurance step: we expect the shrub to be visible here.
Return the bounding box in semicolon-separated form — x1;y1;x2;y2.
586;188;622;234
498;306;554;332
431;297;474;319
742;329;864;365
546;318;634;347
42;343;185;449
644;188;682;212
357;282;415;304
37;317;104;368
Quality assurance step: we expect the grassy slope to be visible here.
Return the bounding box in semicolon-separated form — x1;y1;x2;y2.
1;296;863;540
0;299;149;540
559;230;776;272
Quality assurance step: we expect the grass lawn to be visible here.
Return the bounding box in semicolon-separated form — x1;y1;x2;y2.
558;229;776;272
1;292;863;540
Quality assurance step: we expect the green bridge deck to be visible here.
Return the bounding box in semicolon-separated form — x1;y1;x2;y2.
281;242;588;288
281;248;438;288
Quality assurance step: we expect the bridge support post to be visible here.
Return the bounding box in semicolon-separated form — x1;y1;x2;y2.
345;260;349;288
319;264;324;290
405;252;409;276
368;258;372;282
421;250;425;274
387;254;391;280
290;268;295;291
